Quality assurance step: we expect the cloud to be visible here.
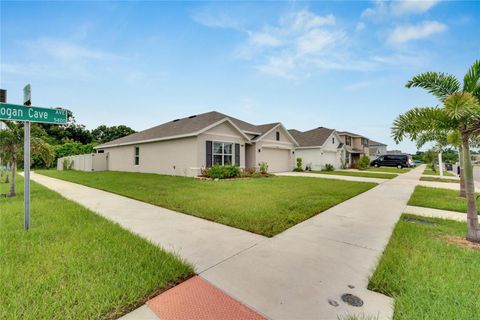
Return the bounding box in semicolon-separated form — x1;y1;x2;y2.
27;38;118;63
344;81;372;91
362;0;440;19
391;0;439;15
356;22;366;32
388;21;447;44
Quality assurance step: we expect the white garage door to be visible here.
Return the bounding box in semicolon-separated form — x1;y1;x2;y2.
322;151;338;168
262;148;291;172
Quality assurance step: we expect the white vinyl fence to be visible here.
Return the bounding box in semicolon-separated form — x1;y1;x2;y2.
57;153;108;172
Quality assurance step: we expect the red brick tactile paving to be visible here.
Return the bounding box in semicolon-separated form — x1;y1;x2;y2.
147;276;266;320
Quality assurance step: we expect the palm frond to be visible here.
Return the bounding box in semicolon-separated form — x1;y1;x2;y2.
391;107;454;143
444;92;480;121
464;60;480;99
406;72;460;102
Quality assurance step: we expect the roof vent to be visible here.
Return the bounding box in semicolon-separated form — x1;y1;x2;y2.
188;115;197;119
317;126;323;129
172;119;180;122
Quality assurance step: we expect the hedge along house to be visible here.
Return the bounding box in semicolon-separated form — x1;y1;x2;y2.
288;127;346;170
94;111;298;177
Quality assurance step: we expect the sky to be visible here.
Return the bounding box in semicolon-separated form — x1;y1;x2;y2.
1;0;479;153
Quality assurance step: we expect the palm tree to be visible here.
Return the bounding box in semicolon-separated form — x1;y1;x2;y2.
392;60;480;243
0;121;54;197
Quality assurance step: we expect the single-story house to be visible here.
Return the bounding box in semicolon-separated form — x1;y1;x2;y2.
94;111;298;176
288;127;345;170
368;140;388;158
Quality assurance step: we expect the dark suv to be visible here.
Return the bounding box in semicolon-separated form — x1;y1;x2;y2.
370;154;412;169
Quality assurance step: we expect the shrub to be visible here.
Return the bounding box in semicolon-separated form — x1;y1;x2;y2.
294;157;304;172
203;165;241;179
62;158;72;170
357;155;371;170
241;167;256;178
323;163;334;171
258;162;269;175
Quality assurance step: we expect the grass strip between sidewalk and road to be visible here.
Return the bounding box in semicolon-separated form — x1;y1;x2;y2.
0;175;193;320
369;214;480;319
420;177;460;183
408;185;474;213
36;170;376;237
310;170;397;179
365;167;411;174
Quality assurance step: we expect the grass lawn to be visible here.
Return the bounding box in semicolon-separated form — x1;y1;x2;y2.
0;176;193;320
36;170;376;237
420;176;460;183
369;214;480;319
311;170;397;179
365;167;411;174
408;186;474;213
423;165;454;176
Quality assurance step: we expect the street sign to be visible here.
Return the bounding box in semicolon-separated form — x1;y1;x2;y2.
0;103;68;124
23;85;31;105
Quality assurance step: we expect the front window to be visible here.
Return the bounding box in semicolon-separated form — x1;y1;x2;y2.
213;142;233;165
345;136;351;146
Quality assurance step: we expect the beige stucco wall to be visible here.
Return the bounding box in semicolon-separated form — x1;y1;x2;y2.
197;122;248;170
253;126;295;172
294;132;344;170
104;136;198;176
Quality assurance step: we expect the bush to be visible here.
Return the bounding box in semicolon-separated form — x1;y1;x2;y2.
203;165;241;179
294;157;304;172
357;155;371;170
62;158;74;170
323;163;334;171
258;162;269;175
241;167;256;178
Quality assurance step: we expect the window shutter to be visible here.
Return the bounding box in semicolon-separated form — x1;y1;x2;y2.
206;141;213;167
235;143;240;166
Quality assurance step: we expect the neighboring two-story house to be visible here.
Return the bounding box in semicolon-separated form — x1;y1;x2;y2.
368;140;388;158
337;131;370;166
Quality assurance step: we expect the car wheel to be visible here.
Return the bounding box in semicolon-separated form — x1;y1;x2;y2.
374;164;379;168
397;165;403;169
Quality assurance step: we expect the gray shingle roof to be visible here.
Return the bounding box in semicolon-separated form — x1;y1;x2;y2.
288;127;335;147
369;140;387;146
96;111;276;148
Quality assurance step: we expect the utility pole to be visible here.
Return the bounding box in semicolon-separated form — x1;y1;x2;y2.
23;85;31;230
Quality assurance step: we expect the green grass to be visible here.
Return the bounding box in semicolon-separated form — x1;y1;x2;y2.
365;167;411;174
0;176;193;320
36;170;376;237
311;170;397;179
423;165;454;176
369;214;480;319
408;186;473;213
420;176;460;183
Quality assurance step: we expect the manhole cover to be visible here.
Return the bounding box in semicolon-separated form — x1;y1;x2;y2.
341;293;364;307
404;217;434;225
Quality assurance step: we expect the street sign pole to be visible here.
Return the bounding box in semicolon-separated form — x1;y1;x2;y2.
23;84;31;231
24;121;30;230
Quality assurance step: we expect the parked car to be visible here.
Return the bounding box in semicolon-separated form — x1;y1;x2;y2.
370;154;413;169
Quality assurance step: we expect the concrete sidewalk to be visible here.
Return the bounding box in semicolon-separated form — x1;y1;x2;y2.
202;166;425;320
405;205;466;222
276;171;388;184
29;172;265;273
33;166;424;320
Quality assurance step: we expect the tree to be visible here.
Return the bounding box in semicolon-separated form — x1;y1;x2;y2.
392;60;480;243
91;125;136;144
0;122;54;197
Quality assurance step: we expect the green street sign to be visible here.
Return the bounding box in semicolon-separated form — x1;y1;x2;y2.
0;103;68;124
